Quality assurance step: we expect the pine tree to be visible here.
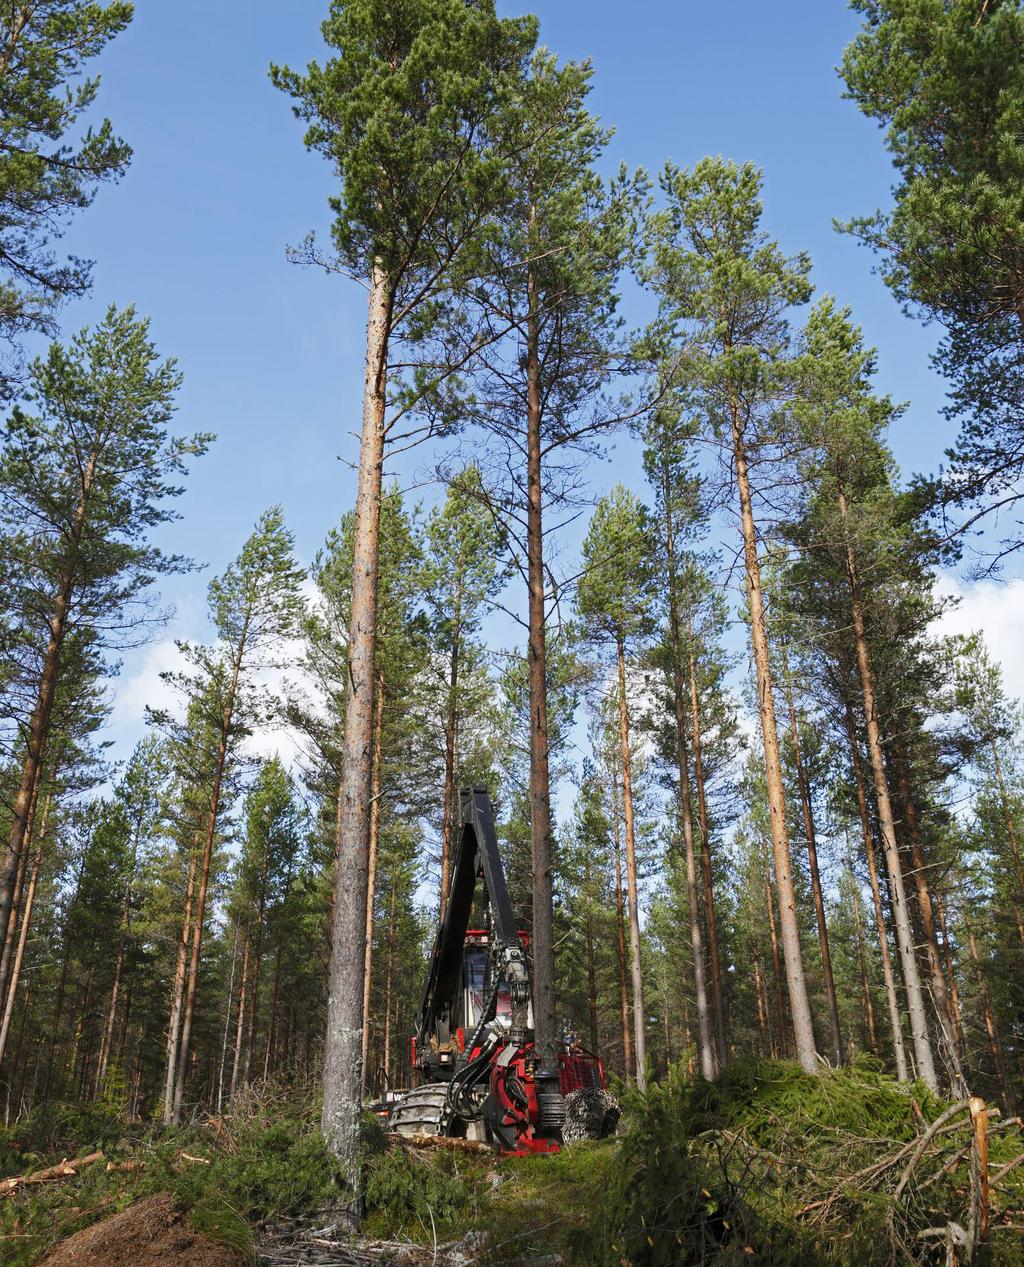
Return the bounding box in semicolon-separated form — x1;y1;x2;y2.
0;307;207;976
271;0;536;1180
649;158;819;1074
451;52;646;1071
841;0;1024;562
0;2;133;379
151;507;304;1123
578;486;658;1088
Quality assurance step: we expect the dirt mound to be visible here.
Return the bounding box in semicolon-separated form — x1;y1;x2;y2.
38;1192;245;1267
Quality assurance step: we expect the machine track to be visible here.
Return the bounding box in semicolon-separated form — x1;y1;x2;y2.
388;1083;452;1138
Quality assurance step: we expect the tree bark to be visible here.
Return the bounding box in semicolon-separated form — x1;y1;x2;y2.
781;650;843;1066
753;958;769;1057
964;916;1015;1115
360;670;385;1095
0;454;96;951
322;260;390;1190
171;622;248;1123
439;596;462;919
163;839;198;1120
848;851;878;1056
892;745;964;1087
95;800;145;1096
844;704;908;1080
763;854;789;1059
229;931;251;1102
659;455;715;1080
990;740;1024;943
610;765;633;1080
616;636;647;1090
585;898;599;1055
837;488;937;1091
218;925;239;1114
0;764;41;1006
688;644;727;1065
524;220;558;1074
732;411;817;1073
0;800;46;1068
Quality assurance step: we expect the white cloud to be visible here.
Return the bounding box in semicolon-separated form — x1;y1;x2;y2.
932;571;1024;703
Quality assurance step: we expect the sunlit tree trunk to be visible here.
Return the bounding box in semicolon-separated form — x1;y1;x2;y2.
732;409;817;1073
524;222;558;1074
323;260;390;1186
360;670;385;1095
688;644;727;1064
844;705;908;1080
609;767;633;1080
616;635;647;1090
780;653;842;1065
838;488;937;1091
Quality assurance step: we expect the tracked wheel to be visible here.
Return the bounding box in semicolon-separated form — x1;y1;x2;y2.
388;1083;452;1138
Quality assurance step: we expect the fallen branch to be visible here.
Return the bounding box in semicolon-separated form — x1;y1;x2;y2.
105;1160;146;1174
895;1102;968;1198
991;1153;1024;1187
177;1151;212;1166
0;1150;104;1196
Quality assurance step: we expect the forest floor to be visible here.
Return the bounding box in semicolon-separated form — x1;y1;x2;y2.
1;1060;1023;1267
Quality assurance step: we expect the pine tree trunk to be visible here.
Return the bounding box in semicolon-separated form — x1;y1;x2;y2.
0;455;96;951
781;652;843;1066
616;635;647;1090
660;460;715;1080
844;705;908;1080
163;840;199;1120
892;746;963;1087
990;741;1024;943
263;944;283;1078
731;412;817;1073
763;860;789;1058
965;917;1015;1115
382;882;397;1085
0;818;44;1067
229;931;251;1102
585;899;599;1055
524;223;558;1074
837;488;937;1091
933;886;966;1058
360;670;385;1095
0;764;41;1005
171;629;247;1123
218;925;239;1114
96;803;143;1096
610;766;633;1080
753;958;769;1057
323;259;390;1190
848;852;878;1055
439;597;462;918
688;643;727;1065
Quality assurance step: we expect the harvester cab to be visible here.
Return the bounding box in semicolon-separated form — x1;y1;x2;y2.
387;788;617;1153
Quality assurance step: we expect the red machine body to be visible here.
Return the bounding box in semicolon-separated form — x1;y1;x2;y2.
387;790;609;1152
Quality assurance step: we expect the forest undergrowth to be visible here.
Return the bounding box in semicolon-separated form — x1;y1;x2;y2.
1;1061;1022;1266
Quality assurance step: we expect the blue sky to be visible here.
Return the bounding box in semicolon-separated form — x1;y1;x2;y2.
42;0;1021;765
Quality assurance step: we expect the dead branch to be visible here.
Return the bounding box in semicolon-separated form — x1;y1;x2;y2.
895;1103;969;1198
0;1150;104;1196
991;1153;1024;1186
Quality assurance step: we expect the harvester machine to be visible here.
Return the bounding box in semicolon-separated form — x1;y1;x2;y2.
386;788;618;1153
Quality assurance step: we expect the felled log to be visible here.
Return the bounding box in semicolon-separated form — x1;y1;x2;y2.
0;1150;104;1196
386;1130;491;1155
